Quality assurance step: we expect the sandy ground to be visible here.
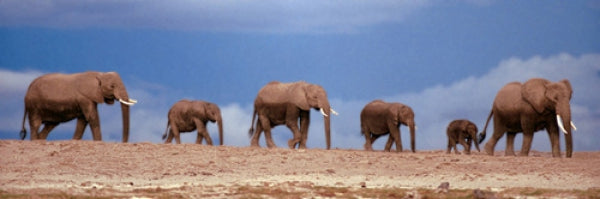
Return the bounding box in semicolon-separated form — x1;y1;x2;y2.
1;140;599;198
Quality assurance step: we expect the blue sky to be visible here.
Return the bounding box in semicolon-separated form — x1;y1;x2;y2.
1;1;599;152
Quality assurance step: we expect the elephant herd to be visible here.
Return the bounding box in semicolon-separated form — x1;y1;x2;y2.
19;71;577;158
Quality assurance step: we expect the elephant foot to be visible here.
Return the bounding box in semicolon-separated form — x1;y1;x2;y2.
484;143;495;156
506;151;517;156
287;139;298;149
518;151;529;157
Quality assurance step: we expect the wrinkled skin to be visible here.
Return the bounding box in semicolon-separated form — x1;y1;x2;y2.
478;78;574;158
447;119;480;155
361;100;416;153
163;100;223;145
249;81;334;149
20;71;136;142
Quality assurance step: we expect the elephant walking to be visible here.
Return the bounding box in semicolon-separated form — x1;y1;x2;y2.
446;119;480;155
478;78;576;158
360;100;416;152
20;71;137;142
162;100;223;145
248;81;337;149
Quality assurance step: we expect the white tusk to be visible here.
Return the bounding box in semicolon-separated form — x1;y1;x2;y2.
330;108;339;116
319;108;329;117
415;126;418;131
129;98;138;103
556;115;568;135
571;121;577;131
119;98;136;106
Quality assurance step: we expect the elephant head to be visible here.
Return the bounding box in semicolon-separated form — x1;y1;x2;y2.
393;104;416;152
81;72;137;142
205;102;224;145
522;78;574;157
291;82;337;149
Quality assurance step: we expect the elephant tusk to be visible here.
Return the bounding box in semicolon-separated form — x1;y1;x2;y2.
119;98;137;106
129;98;138;103
330;108;339;116
319;108;329;117
556;115;568;135
571;121;577;131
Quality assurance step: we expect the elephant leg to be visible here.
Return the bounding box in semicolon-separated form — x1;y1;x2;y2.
546;122;561;157
285;111;302;149
384;135;395;152
466;138;473;154
388;124;402;152
298;111;310;149
258;115;277;148
458;138;471;155
73;117;87;140
168;123;181;144
38;122;59;140
250;119;263;147
28;114;42;140
363;131;374;151
447;137;453;154
520;132;535;157
505;132;517;156
81;103;102;141
196;121;212;145
484;118;506;156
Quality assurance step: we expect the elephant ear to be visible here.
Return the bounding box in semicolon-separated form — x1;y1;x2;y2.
77;72;104;104
291;82;311;110
560;79;573;99
522;78;550;114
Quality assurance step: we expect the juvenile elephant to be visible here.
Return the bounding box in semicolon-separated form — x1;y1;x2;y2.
162;100;223;145
360;100;416;152
20;71;137;142
478;78;576;158
447;119;480;155
248;81;337;149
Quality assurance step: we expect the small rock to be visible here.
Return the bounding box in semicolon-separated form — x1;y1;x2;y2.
436;182;449;193
360;181;366;188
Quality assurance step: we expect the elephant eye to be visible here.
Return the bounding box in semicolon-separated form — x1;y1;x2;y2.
110;84;116;89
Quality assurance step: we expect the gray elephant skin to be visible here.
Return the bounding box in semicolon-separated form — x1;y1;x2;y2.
360;100;416;152
478;78;576;158
20;71;137;142
162;100;224;145
447;119;480;154
248;81;337;149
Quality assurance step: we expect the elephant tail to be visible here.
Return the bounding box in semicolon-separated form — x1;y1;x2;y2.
162;120;170;140
248;108;257;138
19;107;27;140
478;110;493;144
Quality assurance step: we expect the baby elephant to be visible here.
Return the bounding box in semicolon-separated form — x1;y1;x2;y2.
163;100;223;145
446;119;480;154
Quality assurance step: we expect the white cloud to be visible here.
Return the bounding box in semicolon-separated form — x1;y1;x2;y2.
0;0;430;34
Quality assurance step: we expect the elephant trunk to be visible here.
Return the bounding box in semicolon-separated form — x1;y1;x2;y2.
409;121;416;153
557;104;573;158
320;102;332;150
217;117;224;145
120;102;130;143
115;87;134;143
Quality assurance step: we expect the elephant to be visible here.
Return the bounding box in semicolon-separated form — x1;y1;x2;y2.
446;119;480;155
248;81;337;149
478;78;576;158
360;100;416;152
20;71;137;142
162;100;223;145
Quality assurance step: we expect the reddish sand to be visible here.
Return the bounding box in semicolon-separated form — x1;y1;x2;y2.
1;140;599;198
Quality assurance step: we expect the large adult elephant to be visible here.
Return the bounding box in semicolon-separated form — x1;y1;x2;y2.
360;100;416;152
478;78;576;158
20;71;137;142
248;81;337;149
162;100;224;145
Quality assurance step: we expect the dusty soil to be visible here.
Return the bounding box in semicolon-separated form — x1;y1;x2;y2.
1;140;599;198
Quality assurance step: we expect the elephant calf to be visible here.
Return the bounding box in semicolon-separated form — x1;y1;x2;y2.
163;100;223;145
446;119;480;155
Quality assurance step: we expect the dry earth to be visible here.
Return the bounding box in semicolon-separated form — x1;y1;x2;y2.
1;140;599;198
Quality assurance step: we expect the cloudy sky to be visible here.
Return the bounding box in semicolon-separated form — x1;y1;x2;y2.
1;1;599;153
